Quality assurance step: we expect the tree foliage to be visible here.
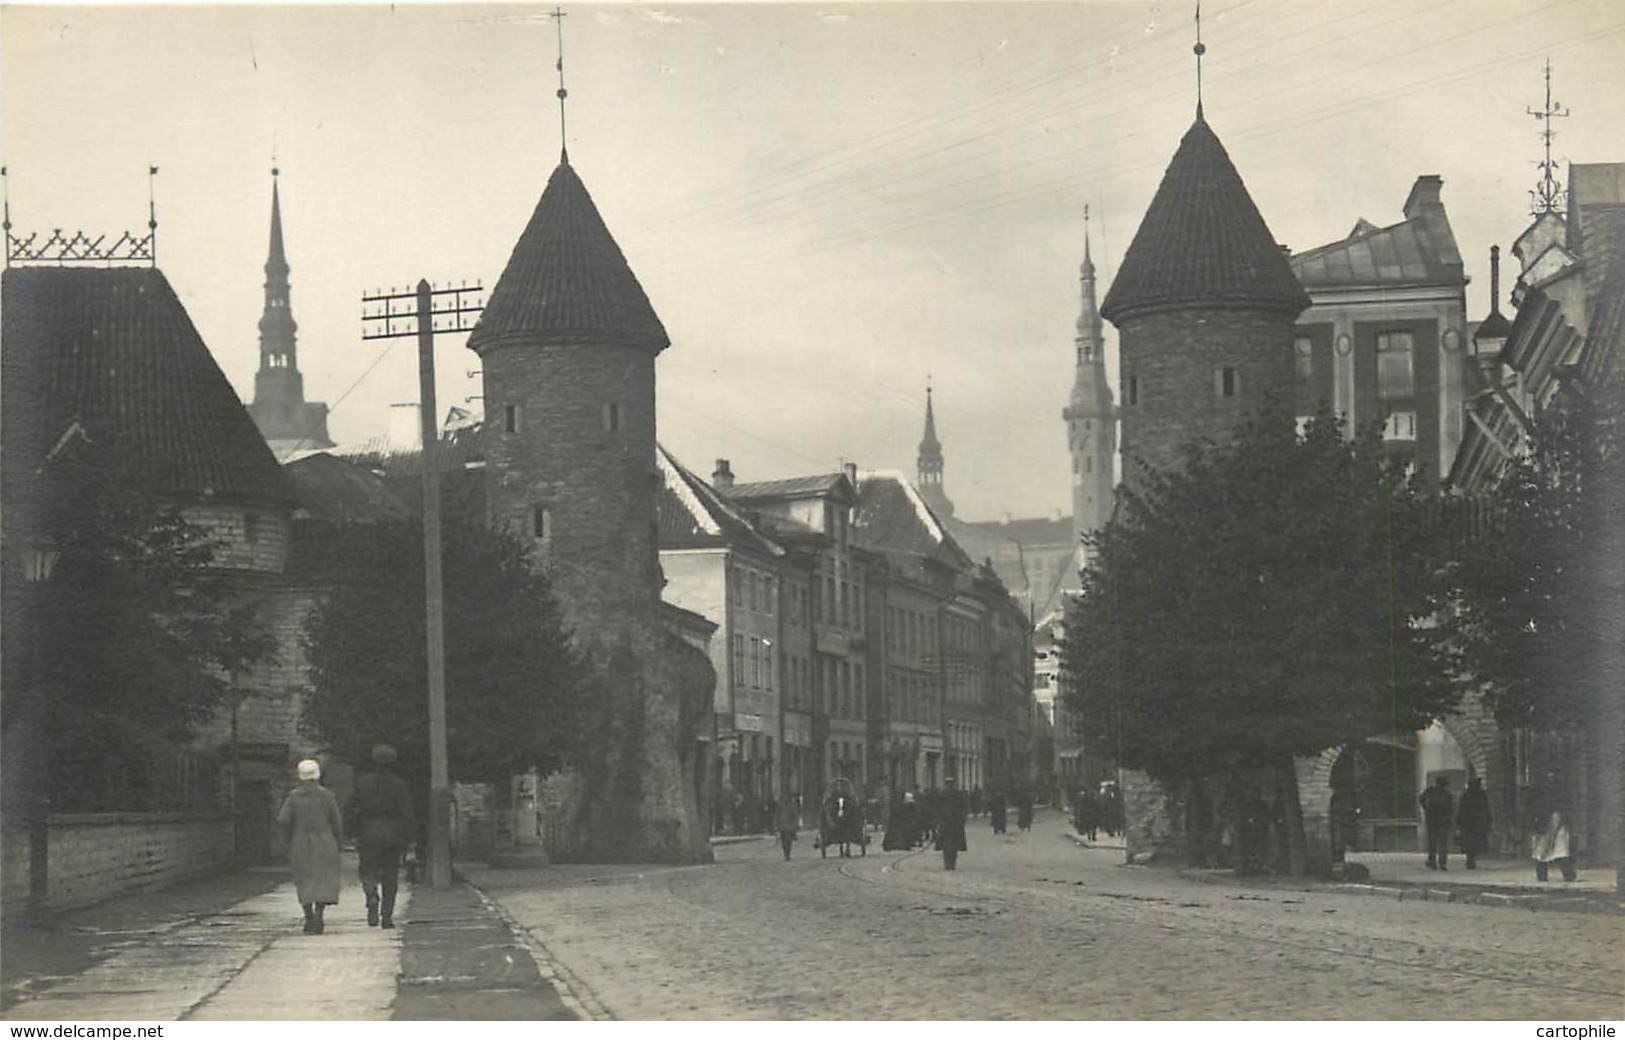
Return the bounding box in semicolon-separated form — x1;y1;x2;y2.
300;515;582;787
1061;405;1458;790
1446;365;1625;731
1;449;271;811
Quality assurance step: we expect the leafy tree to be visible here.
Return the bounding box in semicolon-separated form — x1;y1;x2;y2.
300;515;581;790
1446;366;1625;731
0;448;271;811
1062;404;1458;873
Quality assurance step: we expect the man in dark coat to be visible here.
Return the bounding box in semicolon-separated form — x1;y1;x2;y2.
935;778;969;870
1419;776;1455;871
349;744;415;928
1455;777;1491;869
989;787;1007;834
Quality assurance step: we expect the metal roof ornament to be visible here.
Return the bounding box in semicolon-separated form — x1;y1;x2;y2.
1528;60;1569;216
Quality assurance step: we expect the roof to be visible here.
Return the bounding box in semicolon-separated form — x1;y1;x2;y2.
955;515;1074;548
1100;114;1309;323
1;266;293;506
284;452;413;524
656;446;785;557
853;472;974;571
724;473;852;503
469;160;669;355
1291;213;1463;290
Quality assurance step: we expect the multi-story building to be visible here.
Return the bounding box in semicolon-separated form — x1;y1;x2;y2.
1288;175;1470;486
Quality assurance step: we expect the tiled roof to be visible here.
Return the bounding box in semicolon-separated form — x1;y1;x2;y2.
284;452;413;524
1;266;293;505
469;161;669;355
1291;216;1461;290
1101;115;1309;322
954;515;1074;549
853;474;974;570
1578;207;1625;386
656;446;784;556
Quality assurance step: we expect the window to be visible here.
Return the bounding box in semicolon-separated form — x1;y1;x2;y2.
532;506;552;543
749;636;761;687
764;575;775;616
1085;457;1092;474
1376;330;1416;403
1294;336;1314;384
732;568;744;607
764;643;774;690
602;402;621;432
748;572;758;612
1125;375;1139;405
1216;367;1239;398
504;404;520;434
1383;411;1418;442
732;634;744;681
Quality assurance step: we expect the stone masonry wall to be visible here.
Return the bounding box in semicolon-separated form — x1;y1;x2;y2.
1116;306;1298;484
1;813;234;914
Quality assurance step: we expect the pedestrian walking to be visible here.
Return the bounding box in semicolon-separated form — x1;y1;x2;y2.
1075;787;1100;842
776;793;801;860
1015;786;1034;833
1419;776;1455;870
989;788;1007;835
1329;784;1359;862
276;758;343;935
936;777;968;870
1455;777;1491;870
348;744;414;929
1532;810;1578;882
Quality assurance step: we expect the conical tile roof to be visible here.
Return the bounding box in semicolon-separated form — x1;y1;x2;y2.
470;161;669;354
1101;115;1309;323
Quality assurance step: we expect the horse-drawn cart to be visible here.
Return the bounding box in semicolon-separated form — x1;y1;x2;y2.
814;777;868;858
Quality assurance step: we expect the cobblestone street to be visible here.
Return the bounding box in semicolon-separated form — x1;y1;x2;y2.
469;810;1624;1021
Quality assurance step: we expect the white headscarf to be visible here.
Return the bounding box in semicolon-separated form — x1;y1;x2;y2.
296;759;321;782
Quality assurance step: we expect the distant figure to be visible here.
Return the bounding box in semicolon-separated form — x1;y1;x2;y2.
1329;785;1359;862
349;744;414;929
1419;776;1455;871
1455;777;1491;870
776;793;801;860
1074;788;1100;843
1015;786;1034;833
277;759;343;935
989;788;1007;835
936;778;969;870
970;786;984;818
1532;810;1577;882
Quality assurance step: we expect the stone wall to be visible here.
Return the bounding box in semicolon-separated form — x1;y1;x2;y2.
1;813;235;914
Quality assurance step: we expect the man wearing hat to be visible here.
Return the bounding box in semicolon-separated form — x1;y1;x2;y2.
349;744;414;928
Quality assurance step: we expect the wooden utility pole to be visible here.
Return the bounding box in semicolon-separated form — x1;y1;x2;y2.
362;279;482;889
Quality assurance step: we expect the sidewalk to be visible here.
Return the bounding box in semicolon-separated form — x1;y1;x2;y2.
2;857;576;1020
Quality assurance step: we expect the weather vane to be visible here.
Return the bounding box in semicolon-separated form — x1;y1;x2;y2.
551;6;569;163
1528;59;1569;216
1194;2;1206;119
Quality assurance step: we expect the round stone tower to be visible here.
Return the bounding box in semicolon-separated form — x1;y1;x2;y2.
1099;110;1310;484
469;158;669;645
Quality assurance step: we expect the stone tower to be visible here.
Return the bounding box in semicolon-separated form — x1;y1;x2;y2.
469;152;711;864
1063;218;1115;555
1099;110;1309;484
916;387;954;519
246;171;333;458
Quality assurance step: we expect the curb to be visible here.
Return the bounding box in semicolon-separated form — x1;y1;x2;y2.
1176;870;1624;915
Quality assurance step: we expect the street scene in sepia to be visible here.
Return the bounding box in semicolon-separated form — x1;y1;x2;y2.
2;0;1622;1023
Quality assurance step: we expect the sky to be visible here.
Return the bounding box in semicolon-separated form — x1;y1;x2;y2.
3;1;1623;522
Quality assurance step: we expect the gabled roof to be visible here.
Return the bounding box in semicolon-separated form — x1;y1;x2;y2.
853;472;975;571
469;160;669;355
1100;114;1309;323
955;515;1074;548
656;446;785;557
1;266;293;506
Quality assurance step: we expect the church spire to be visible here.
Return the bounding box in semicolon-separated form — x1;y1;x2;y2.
1075;205;1103;364
248;168;333;456
916;384;953;519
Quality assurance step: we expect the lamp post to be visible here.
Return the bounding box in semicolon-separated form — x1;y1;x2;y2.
21;542;60;925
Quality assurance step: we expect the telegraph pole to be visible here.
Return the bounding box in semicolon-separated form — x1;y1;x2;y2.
361;280;483;889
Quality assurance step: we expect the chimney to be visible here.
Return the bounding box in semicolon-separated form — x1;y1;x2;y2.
712;459;734;488
1403;175;1445;223
1489;245;1503;313
843;461;858;486
387;402;421;452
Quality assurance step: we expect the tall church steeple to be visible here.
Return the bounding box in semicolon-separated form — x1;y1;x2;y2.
916;385;954;519
247;169;332;457
1063;209;1115;560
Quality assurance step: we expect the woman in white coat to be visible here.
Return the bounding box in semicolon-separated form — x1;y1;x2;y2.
1532;810;1578;882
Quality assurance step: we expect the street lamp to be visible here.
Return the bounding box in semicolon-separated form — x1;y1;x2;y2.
20;540;59;925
